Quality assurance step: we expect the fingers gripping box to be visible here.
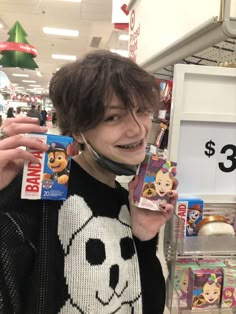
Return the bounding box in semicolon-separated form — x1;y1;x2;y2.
21;133;73;200
132;152;177;211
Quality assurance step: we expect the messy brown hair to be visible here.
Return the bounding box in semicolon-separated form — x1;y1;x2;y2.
49;50;160;136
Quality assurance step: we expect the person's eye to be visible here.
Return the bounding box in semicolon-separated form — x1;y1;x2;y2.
136;107;153;116
104;115;120;122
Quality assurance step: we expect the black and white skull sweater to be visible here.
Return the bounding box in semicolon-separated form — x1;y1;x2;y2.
0;160;166;314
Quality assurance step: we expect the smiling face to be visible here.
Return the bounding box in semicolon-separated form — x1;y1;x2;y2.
80;94;152;168
202;282;221;304
47;151;68;173
155;170;173;197
189;209;200;223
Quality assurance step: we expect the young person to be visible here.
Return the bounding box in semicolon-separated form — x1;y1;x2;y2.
0;50;177;314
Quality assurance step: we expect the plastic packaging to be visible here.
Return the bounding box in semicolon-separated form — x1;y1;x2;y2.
196;215;235;236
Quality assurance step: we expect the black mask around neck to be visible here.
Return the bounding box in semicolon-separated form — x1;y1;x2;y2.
92;152;137;176
80;134;137;176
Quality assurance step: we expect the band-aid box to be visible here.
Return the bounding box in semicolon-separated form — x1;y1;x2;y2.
21;133;73;200
132;152;177;211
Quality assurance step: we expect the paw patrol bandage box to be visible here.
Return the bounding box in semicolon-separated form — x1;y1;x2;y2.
21;133;73;200
176;198;203;237
132;152;177;211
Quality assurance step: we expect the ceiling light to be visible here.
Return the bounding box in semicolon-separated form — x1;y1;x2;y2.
0;18;7;30
12;73;29;77
43;27;79;37
29;84;41;87
63;0;81;2
118;34;129;41
52;54;77;61
22;80;36;83
36;70;42;77
110;49;128;57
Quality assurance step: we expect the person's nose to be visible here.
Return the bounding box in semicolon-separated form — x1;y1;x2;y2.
124;112;143;137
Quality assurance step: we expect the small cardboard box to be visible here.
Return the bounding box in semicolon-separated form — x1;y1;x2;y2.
176;198;203;237
188;268;223;309
133;152;177;211
174;260;199;308
21;133;73;200
221;268;236;308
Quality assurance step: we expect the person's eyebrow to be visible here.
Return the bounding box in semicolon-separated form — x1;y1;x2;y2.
106;104;126;110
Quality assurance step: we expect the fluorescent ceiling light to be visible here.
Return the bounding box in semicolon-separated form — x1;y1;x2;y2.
110;49;129;57
22;80;36;83
12;73;29;77
29;84;41;87
119;34;129;41
63;0;81;2
52;54;77;61
36;71;42;77
43;27;79;37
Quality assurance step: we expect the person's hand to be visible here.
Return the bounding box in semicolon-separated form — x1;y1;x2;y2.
0;116;49;191
128;176;178;241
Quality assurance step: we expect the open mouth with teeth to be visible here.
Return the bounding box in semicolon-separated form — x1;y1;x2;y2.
117;140;143;151
51;165;61;170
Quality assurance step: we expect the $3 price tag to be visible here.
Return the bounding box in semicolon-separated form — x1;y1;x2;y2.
204;140;236;173
176;122;236;195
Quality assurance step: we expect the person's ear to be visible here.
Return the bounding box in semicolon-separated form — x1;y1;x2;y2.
72;132;84;144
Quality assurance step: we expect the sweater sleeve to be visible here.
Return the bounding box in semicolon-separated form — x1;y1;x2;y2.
0;172;36;314
133;235;166;314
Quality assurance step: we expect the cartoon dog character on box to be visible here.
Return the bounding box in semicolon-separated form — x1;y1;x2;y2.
43;142;71;185
142;182;157;198
187;204;202;236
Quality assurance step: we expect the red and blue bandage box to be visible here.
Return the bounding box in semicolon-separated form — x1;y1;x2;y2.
176;198;204;237
21;133;73;200
132;152;177;211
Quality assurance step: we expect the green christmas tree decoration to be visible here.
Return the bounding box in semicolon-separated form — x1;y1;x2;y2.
0;21;38;70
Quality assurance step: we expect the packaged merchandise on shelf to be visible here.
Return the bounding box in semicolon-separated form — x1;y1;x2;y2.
132;150;177;211
21;133;73;200
175;198;204;237
174;260;199;308
196;215;235;236
187;268;223;310
155;122;168;148
224;259;236;269
197;259;226;269
221;268;236;308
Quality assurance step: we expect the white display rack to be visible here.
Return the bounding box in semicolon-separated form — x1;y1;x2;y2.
167;281;236;314
165;204;236;260
164;202;236;314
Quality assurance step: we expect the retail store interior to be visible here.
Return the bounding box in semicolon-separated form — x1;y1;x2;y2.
0;1;236;313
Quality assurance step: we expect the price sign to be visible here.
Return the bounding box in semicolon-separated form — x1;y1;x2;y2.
176;121;236;195
204;141;236;173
